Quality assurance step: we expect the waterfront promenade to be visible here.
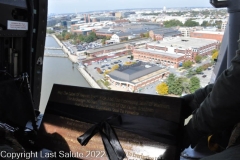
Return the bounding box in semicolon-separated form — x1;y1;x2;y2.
50;34;100;89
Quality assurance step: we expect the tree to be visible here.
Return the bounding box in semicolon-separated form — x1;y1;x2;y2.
156;83;168;95
172;77;184;95
130;55;134;60
187;68;196;77
181;78;190;94
195;55;202;63
166;73;176;94
184;19;199;27
64;33;71;40
140;33;144;38
189;77;200;93
163;20;183;28
111;64;119;71
214;20;222;29
144;32;150;38
201;21;209;27
183;60;193;69
47;29;55;34
195;66;203;74
212;50;219;60
101;39;106;45
211;49;218;54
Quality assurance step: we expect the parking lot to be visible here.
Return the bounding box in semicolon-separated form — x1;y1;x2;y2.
85;55;214;94
85;55;135;81
195;67;213;87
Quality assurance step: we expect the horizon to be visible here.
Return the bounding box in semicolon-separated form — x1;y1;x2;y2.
48;0;213;14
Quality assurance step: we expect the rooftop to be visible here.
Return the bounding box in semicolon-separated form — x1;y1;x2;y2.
192;31;224;35
86;38;149;54
108;62;167;83
148;37;217;50
135;49;185;58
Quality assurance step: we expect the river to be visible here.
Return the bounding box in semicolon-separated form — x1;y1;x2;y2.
39;36;91;113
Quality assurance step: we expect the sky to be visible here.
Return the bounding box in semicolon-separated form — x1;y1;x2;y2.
48;0;212;14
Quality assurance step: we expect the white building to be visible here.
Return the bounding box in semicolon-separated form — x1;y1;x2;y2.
221;20;228;32
178;27;203;37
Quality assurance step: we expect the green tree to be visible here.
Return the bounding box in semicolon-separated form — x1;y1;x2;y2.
195;66;203;74
166;73;176;94
183;60;193;69
184;19;199;27
195;55;202;63
172;77;184;95
163;20;183;28
201;21;209;27
186;68;196;77
214;20;222;29
156;83;168;95
189;77;200;93
61;30;67;37
181;78;190;94
130;55;134;60
47;29;55;34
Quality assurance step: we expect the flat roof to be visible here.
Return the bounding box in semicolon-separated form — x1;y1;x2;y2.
108;62;167;84
86;38;149;54
148;37;217;50
193;31;224;35
135;49;185;58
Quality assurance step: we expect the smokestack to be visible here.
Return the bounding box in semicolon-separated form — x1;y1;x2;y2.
84;14;86;23
88;14;90;23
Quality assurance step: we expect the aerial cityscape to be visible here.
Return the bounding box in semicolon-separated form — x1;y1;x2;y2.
45;4;227;97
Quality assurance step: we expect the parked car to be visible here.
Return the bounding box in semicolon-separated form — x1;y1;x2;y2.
202;75;207;78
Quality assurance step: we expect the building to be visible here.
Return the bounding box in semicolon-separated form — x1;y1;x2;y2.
221;20;228;31
132;37;217;67
106;62;169;92
115;12;123;19
70;21;115;35
133;48;185;68
111;32;130;43
149;28;181;41
190;31;224;42
178;27;196;37
115;12;134;19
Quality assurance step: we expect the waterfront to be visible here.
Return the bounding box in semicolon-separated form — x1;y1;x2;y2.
39;36;91;113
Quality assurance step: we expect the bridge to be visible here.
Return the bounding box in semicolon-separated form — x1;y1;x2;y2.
45;47;62;50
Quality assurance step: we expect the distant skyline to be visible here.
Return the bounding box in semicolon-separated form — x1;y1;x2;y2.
48;0;213;14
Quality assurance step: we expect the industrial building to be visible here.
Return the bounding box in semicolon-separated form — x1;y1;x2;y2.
106;62;169;92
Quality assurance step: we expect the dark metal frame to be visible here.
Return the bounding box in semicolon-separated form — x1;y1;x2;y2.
211;0;240;80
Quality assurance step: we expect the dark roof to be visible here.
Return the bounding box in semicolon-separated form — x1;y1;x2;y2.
108;62;162;83
115;32;131;37
152;28;181;36
86;38;148;53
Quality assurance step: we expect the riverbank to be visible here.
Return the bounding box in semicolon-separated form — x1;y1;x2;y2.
51;34;78;63
51;34;101;89
44;54;68;58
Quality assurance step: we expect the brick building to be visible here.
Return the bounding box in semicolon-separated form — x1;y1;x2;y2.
133;37;217;68
149;28;181;41
133;49;185;68
106;62;169;92
190;31;224;42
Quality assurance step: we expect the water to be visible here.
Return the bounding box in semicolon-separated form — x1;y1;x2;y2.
44;35;64;54
39;36;91;113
